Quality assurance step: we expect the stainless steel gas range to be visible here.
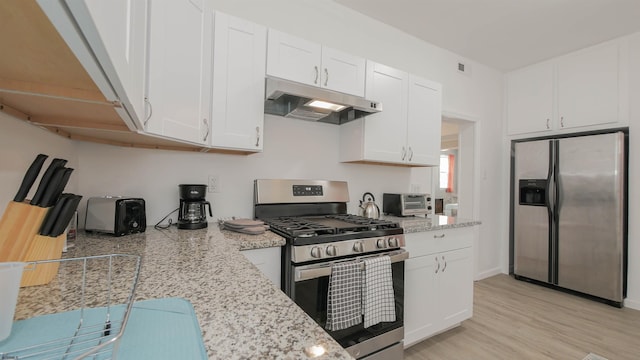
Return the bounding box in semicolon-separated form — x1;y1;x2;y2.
254;179;407;360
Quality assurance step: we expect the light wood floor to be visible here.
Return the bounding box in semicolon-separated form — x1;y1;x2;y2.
404;274;640;360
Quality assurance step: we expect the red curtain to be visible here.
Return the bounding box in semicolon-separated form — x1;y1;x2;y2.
446;154;455;193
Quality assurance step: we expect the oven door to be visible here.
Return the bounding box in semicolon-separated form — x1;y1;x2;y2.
292;249;407;359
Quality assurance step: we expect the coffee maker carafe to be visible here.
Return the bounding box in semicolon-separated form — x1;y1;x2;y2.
178;184;212;230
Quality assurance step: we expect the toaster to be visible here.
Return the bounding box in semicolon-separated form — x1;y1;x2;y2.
85;197;146;236
382;193;432;216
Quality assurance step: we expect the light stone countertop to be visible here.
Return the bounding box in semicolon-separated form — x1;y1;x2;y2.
13;225;353;360
382;214;481;233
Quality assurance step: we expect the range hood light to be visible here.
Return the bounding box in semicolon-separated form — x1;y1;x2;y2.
305;100;347;112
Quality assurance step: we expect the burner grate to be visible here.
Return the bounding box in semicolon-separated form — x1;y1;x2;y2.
265;217;336;237
263;214;400;238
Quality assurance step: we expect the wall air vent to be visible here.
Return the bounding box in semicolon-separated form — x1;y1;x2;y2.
457;61;471;76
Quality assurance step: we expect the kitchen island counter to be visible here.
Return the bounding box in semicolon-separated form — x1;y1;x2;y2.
14;226;352;360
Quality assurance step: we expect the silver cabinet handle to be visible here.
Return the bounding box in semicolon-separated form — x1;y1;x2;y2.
401;146;407;161
433;234;445;238
324;68;329;86
442;255;447;272
202;118;209;142
560;116;564;127
546;118;550;129
408;146;413;161
314;66;319;84
144;97;152;127
255;126;260;147
435;256;440;273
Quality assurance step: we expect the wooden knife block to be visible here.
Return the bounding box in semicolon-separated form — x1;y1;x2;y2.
0;201;65;287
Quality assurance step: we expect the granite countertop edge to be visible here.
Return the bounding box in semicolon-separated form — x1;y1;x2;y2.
382;215;482;234
14;225;352;360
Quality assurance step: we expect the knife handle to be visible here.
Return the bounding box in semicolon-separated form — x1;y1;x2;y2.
14;154;48;203
48;168;74;208
31;158;67;206
39;194;72;236
50;195;83;237
37;167;66;208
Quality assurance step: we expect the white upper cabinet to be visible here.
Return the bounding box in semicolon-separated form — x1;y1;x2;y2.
146;0;213;145
557;42;620;129
359;62;408;163
506;62;555;135
507;40;625;136
320;46;366;96
211;12;266;151
340;62;442;166
407;75;442;166
266;30;365;96
64;0;149;129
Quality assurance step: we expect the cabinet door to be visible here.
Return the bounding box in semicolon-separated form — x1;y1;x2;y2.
211;12;266;151
146;0;212;145
320;46;365;96
266;29;321;87
438;247;473;329
407;75;442;166
506;62;554;135
557;42;619;129
404;256;439;348
363;62;408;164
66;0;148;128
241;247;281;288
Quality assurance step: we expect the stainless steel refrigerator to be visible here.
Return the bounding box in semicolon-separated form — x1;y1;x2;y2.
510;130;627;307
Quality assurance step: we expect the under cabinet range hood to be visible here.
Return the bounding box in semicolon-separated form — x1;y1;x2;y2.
264;77;382;124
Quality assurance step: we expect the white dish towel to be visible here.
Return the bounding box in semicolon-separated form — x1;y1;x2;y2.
326;260;363;331
363;255;396;328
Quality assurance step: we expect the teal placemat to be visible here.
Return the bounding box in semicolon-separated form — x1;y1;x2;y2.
0;298;207;359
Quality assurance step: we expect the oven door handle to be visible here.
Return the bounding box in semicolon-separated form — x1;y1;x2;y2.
294;249;409;282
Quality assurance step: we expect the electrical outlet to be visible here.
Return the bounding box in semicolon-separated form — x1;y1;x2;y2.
208;175;220;193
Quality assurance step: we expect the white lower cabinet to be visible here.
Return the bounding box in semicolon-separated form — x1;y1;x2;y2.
403;227;474;348
241;247;281;289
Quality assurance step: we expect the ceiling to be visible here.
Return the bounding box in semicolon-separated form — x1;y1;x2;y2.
333;0;640;72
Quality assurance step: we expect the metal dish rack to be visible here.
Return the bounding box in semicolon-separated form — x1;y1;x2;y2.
0;254;141;360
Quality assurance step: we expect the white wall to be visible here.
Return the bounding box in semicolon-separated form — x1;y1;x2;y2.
0;1;504;281
625;32;640;309
0;112;78;207
74;115;411;224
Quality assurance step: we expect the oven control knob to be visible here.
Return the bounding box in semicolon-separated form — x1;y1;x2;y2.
376;238;388;249
353;241;364;253
387;237;399;248
326;245;337;257
310;246;323;258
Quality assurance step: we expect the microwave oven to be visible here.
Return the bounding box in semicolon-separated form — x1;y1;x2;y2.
382;193;432;216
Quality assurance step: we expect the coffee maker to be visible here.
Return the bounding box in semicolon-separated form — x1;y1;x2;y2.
178;184;212;230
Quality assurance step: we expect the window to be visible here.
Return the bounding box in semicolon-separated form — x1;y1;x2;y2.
440;153;455;193
439;155;449;189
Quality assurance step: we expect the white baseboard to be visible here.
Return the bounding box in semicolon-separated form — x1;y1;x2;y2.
624;297;640;310
475;267;502;281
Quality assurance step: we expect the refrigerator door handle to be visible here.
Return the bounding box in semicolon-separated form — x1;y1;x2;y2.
546;140;557;283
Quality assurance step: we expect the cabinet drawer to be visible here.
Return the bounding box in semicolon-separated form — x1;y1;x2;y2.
405;227;473;258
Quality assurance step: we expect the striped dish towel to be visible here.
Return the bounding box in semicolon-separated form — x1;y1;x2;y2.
363;256;396;328
326;260;363;331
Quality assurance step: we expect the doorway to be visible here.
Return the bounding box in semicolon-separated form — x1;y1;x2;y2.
432;114;477;220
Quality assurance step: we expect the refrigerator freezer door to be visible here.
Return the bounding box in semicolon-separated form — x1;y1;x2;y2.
513;140;552;283
556;132;625;302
